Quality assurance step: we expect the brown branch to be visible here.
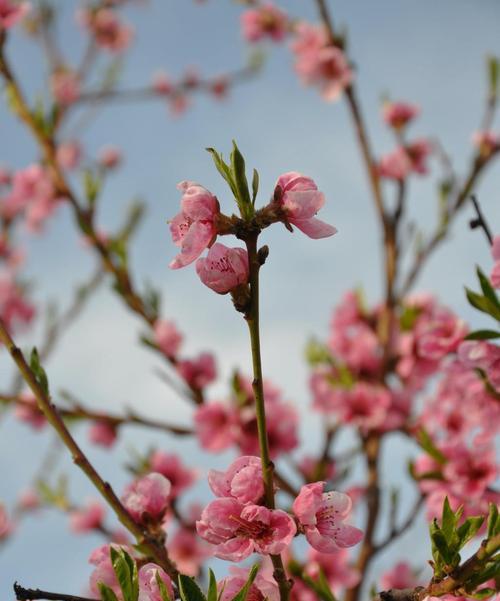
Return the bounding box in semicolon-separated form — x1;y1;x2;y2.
14;583;97;601
470;194;494;246
374;493;425;553
0;318;178;579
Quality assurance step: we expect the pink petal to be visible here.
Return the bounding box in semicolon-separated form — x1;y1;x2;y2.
170;221;213;269
215;537;254;562
291;217;337;239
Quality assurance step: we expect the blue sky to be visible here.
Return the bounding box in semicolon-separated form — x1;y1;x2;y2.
1;0;500;597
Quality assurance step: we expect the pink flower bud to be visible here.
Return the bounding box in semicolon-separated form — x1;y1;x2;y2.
69;500;106;533
196;243;249;294
88;420;117;448
138;563;175;601
241;3;288;43
98;146;122;170
153;319;183;358
177;352;216;389
122;473;171;523
382;101;420;129
208;456;265;504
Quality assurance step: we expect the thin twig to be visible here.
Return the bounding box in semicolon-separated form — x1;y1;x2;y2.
469;194;494;246
14;583;97;601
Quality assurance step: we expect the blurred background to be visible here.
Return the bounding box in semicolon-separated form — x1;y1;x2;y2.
1;0;499;596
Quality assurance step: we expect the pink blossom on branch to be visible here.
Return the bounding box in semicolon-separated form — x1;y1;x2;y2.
382;101;420;130
194;401;238;451
168;527;212;576
121;473;171;523
153;319;183;358
69;500;106;533
196;243;249;294
196;498;296;561
241;3;288;43
169;181;219;269
148;450;196;499
218;566;280;601
275;171;337;238
78;8;133;53
88;420;117;448
292;482;363;553
177;352;217;389
0;0;30;30
208;455;265;505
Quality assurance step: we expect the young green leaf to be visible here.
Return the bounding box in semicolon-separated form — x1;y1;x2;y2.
464;330;500;341
230;141;252;219
155;571;173;601
251;168;259;205
465;288;500;321
417;429;447;465
98;583;120;601
487;503;499;538
457;516;485;549
30;347;50;396
206;148;237;198
230;564;259;601
206;569;218;601
178;575;207;601
477;267;500;310
110;547;138;601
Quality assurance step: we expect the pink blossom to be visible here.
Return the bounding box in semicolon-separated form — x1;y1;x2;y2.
417;308;467;360
194;402;237;451
138;563;174;601
340;383;391;430
292;23;352;101
208;456;264;504
56;141;82;171
0;274;35;333
310;369;347;413
168;527;211;576
442;442;497;498
210;76;229;100
70;500;106;533
218;566;279;601
89;544;124;598
14;393;46;430
153;320;183;358
17;489;40;511
169;93;190;116
306;548;360;594
241;3;288;43
51;70;80;105
472;131;499;157
2;164;56;223
98;146;122;170
378;147;412;180
196;243;249;294
169;181;219;269
151;71;173;95
79;8;133;53
292;482;363;553
122;473;171;523
0;0;30;30
275;171;336;238
382;101;420;129
88;420;117;448
177;352;217;389
380;562;420;590
149;451;196;499
196;498;296;561
0;503;14;541
490;235;500;288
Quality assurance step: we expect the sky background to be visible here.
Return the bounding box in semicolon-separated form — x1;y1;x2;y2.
1;0;500;597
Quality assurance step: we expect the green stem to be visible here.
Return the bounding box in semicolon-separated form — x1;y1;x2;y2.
244;233;291;601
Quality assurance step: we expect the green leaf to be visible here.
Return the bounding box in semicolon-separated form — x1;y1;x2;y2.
465;288;500;322
464;330;500;341
315;569;338;601
98;583;120;601
29;347;49;397
487;503;499;538
155;571;173;601
206;569;218;601
251;168;259;205
431;528;455;565
470;588;496;600
178;575;207;601
305;338;333;366
230;141;253;219
110;547;137;601
82;169;102;206
441;496;457;540
477;267;500;311
417;429;447;465
230;565;259;601
487;55;499;99
457;516;485;549
206;148;237;198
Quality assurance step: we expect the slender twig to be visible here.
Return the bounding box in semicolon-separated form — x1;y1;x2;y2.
244;232;291;601
14;583;97;601
0;318;178;579
374;493;425;553
469;194;494;246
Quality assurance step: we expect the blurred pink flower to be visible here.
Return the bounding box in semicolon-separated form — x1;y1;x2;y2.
70;500;106;533
241;3;288;43
196;243;249;294
153;319;183;358
122;473;171;523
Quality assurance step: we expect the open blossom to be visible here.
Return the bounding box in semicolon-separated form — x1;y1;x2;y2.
196;498;296;561
88;420;117;448
382;101;419;129
169;181;219;269
149;451;196;499
292;482;363;553
340;383;391;430
51;70;80;105
275;172;337;239
153;319;183;358
241;3;288;43
122;473;171;523
196;243;249;294
378;147;412;180
0;0;30;30
0;273;35;333
218;566;279;601
69;500;106;533
208;456;264;505
138;563;174;601
417;308;467;360
292;23;352;101
177;352;217;389
1;164;56;222
406;138;432;174
194;402;238;451
168;527;211;576
79;8;133;53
